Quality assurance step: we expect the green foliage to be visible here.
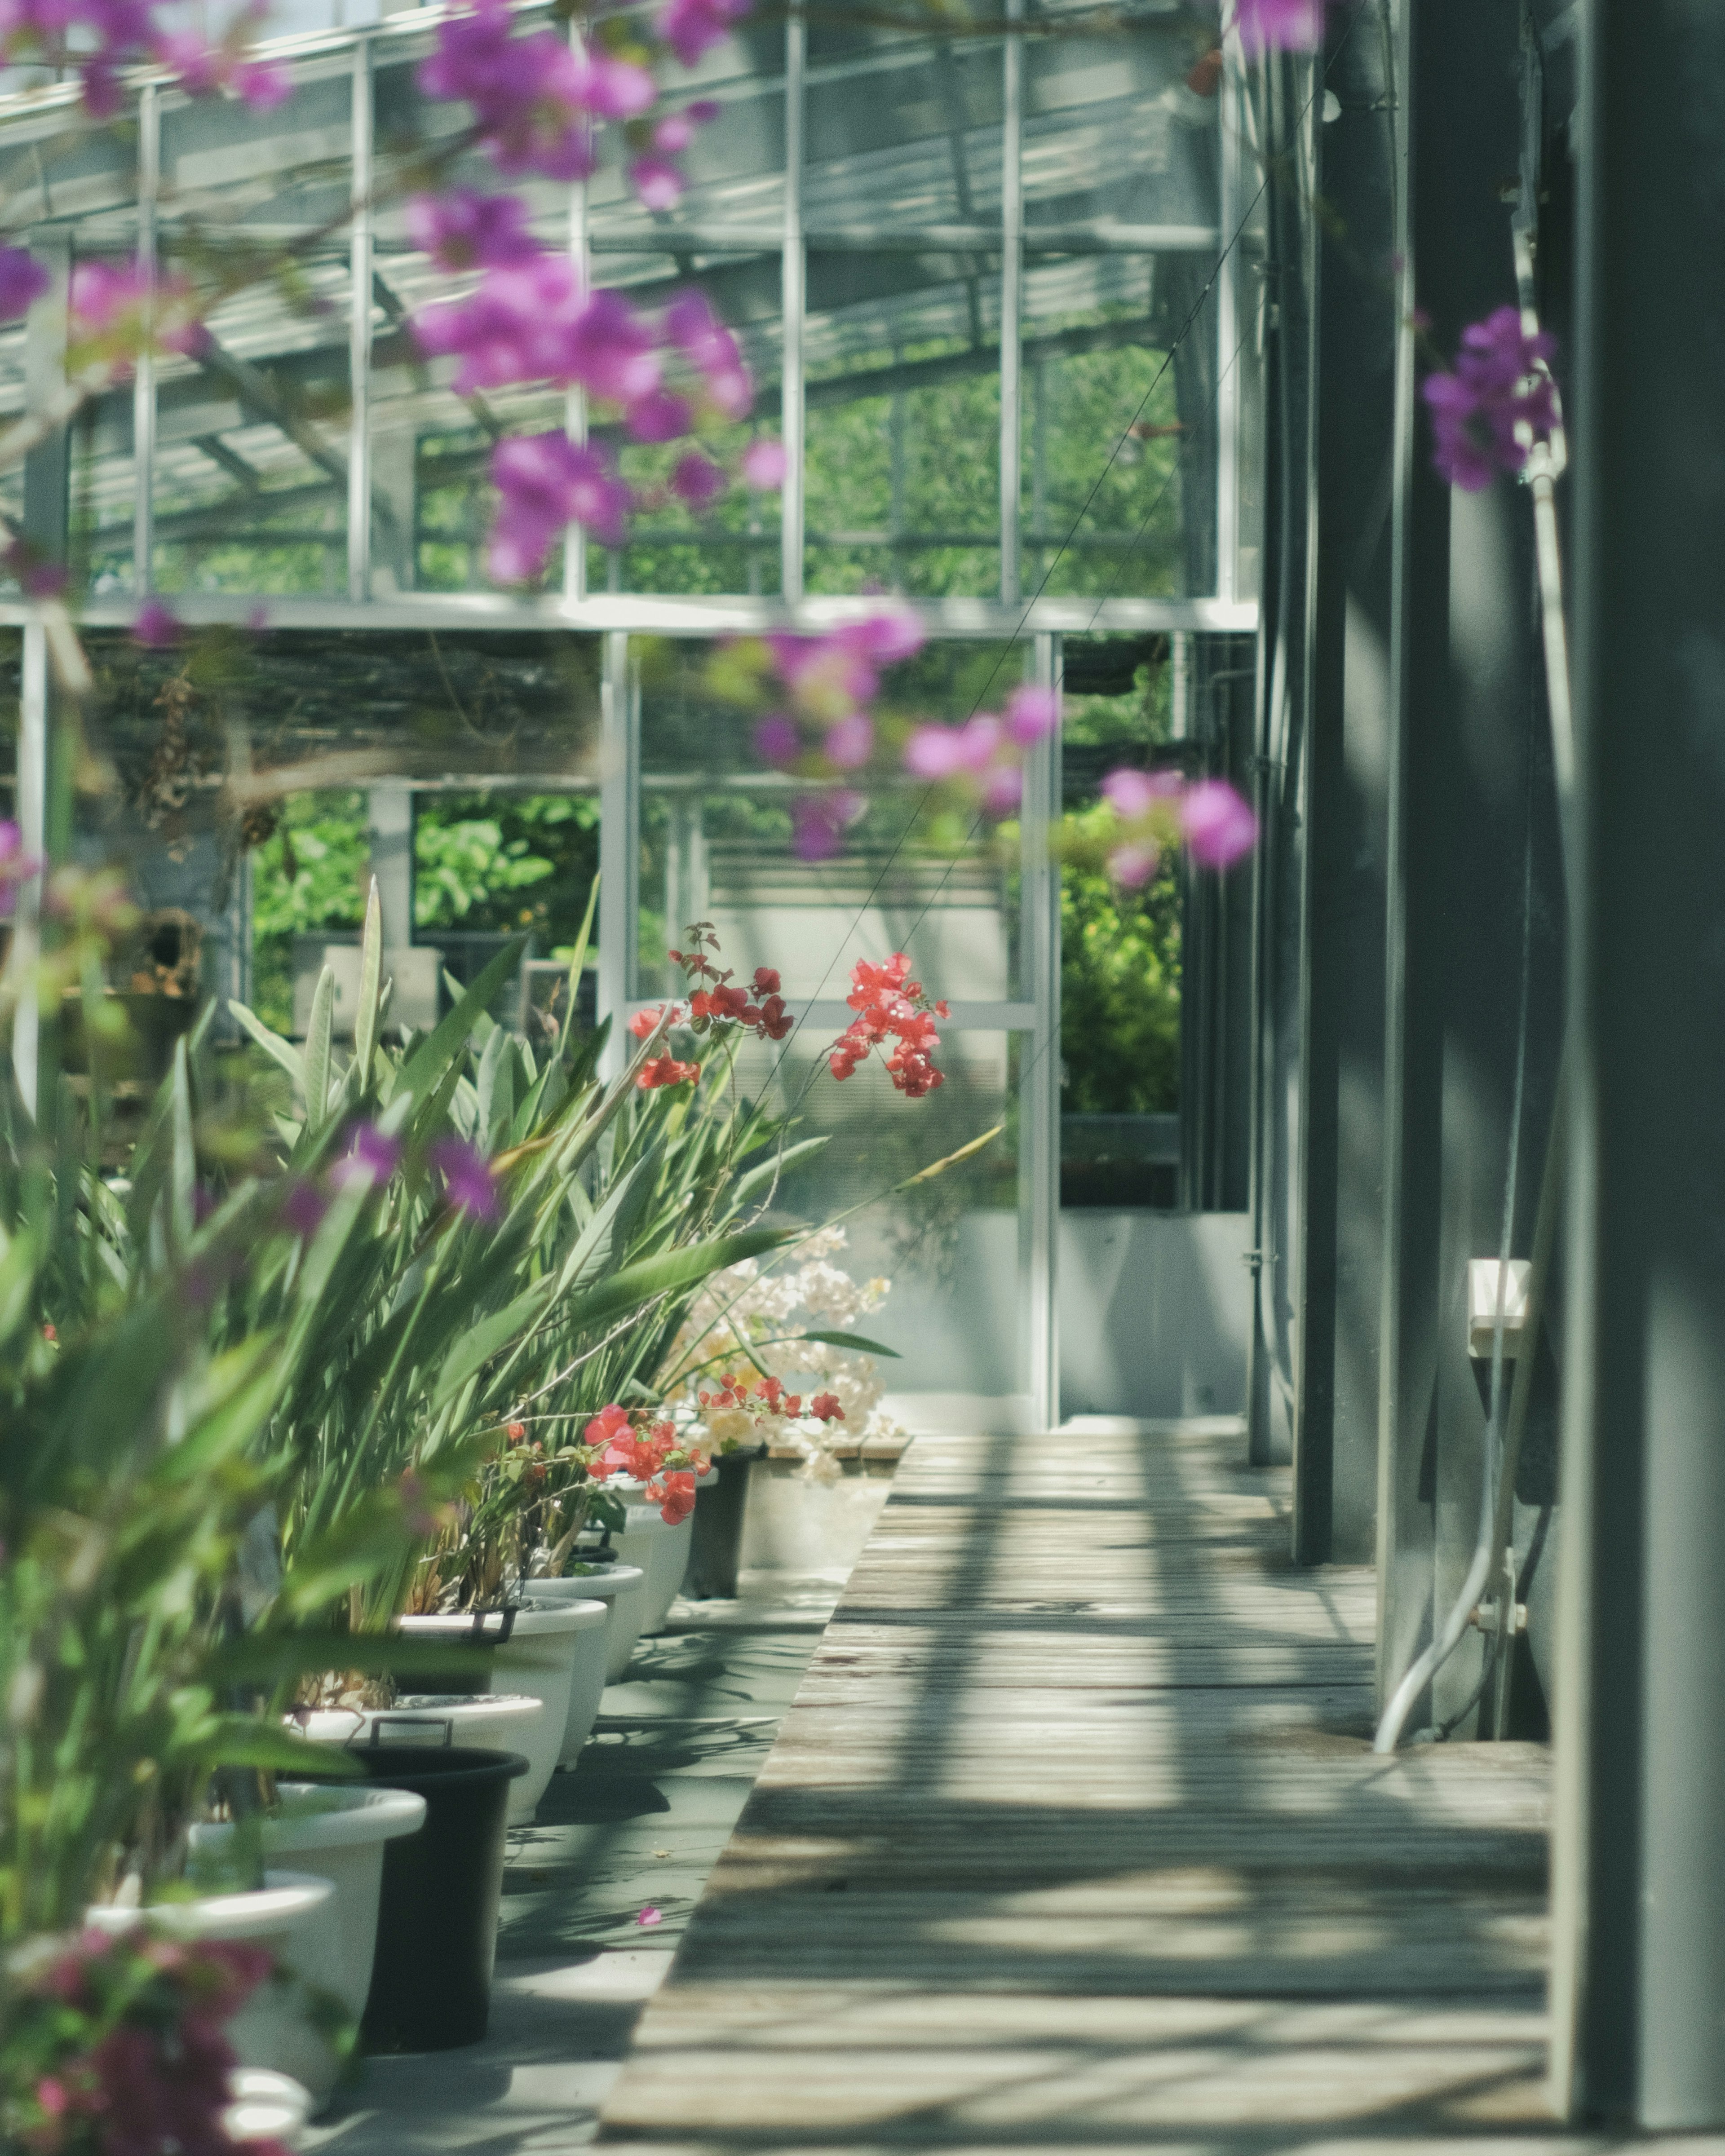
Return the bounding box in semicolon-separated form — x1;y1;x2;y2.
1060;805;1182;1115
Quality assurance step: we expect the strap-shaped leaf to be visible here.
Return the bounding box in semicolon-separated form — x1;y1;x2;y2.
169;1040;196;1254
398;937;526;1102
792;1328;902;1358
429;1274;559;1409
303;965;334;1130
562;1224;791;1337
229;998;305;1088
558;870;600;1056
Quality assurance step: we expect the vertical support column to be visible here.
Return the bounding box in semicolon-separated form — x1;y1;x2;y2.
1289;7;1398;1561
14;244;70;1119
133;80;158;595
1214;30;1243;601
1375;0;1563;1732
1551;0;1725;2125
998;0;1023;607
11;619;47;1118
347;38;374;604
780;15;805;603
367;785;414;952
563;23;589;606
597;630;639;1081
1023;632;1060;1431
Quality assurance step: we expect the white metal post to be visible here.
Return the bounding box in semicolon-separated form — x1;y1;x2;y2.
348;38;374;603
11;617;47;1117
133;80;158;594
1214;31;1243;602
781;13;806;601
999;0;1023;606
1024;631;1062;1429
597;629;638;1080
563;23;590;605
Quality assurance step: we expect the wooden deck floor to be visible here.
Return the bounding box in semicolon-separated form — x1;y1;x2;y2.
597;1421;1604;2154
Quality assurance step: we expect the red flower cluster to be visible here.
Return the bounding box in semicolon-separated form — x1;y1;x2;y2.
582;1404;710;1523
695;1371;845;1423
828;954;949;1097
629;927;794;1089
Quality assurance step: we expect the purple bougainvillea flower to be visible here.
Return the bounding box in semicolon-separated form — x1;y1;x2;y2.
431;1136;502;1220
280;1179;329;1237
0;247;49;323
1181;778;1259;867
636;1904;663;1927
741;437;787;491
824;712;874;771
406;189;544;273
132;599;182;648
1101;765;1182;820
4;539;68;600
1422;305;1557;491
629;155;686;213
488;433;632;581
331;1122;404;1189
1004;684;1059;743
670;449;726;511
754;712;800;768
792;791;866;862
1234;0;1327;54
657;0;752;67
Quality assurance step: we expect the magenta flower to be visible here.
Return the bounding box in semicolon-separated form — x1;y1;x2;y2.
131;599;181;649
754;712;800;767
69;263;205;370
824;712;874;770
0;247;48;322
489;433;632;581
1234;0;1327;54
414;263;658;402
630;156;686;212
904;715;1001;781
331;1122;404;1188
658;0;752;66
652;100;718;154
1181;778;1258;866
630;389;694;444
0;819;41;917
1101;765;1182;820
1422;305;1557;491
1108;841;1161;889
1004;684;1059;743
741;437;787;491
671;449;725;510
419;0;649;180
406;189;543;272
4;539;68;600
792;791;866;862
280;1179;329;1237
431;1135;502;1219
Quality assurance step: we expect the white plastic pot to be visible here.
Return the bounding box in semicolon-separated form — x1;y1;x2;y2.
86;1871;340;2108
515;1593;610;1761
224;2068;312;2149
397;1604;606;1815
600;1490;695;1634
528;1560;647;1683
294;1691;547;1824
189;1782;425;2049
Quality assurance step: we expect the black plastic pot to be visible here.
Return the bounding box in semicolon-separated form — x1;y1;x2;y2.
685;1442;766;1599
299;1744;526;2053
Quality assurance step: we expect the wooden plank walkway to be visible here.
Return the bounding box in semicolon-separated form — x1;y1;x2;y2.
597;1421;1602;2153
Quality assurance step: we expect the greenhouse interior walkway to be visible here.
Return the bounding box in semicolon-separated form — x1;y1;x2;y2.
595;1419;1596;2154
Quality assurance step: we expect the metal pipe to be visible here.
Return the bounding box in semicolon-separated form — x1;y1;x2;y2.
780;12;805;602
133;80;157;593
347;37;373;603
999;0;1023;605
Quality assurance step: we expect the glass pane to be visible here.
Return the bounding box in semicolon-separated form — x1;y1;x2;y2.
636;639;1025;1003
1022;12;1219;236
805;28;1002;232
1021;256;1214;598
804;252;1001;598
733;1026;1029;1410
151;66;354;596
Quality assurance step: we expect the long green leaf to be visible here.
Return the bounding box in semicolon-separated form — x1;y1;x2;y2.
793;1329;902;1358
430;1275;558;1410
227;1000;305;1088
303;966;334;1130
562;1224;792;1336
558;871;600;1057
398;937;526;1103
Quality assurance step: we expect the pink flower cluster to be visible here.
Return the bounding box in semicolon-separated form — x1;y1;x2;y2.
419;0;654;181
829;953;948;1098
902;684;1060;815
1100;767;1258;886
67;263;207;379
1234;0;1328;54
9;1926;282;2156
0;817;41;918
1422;306;1558;491
0;0;288;119
0;246;48;322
